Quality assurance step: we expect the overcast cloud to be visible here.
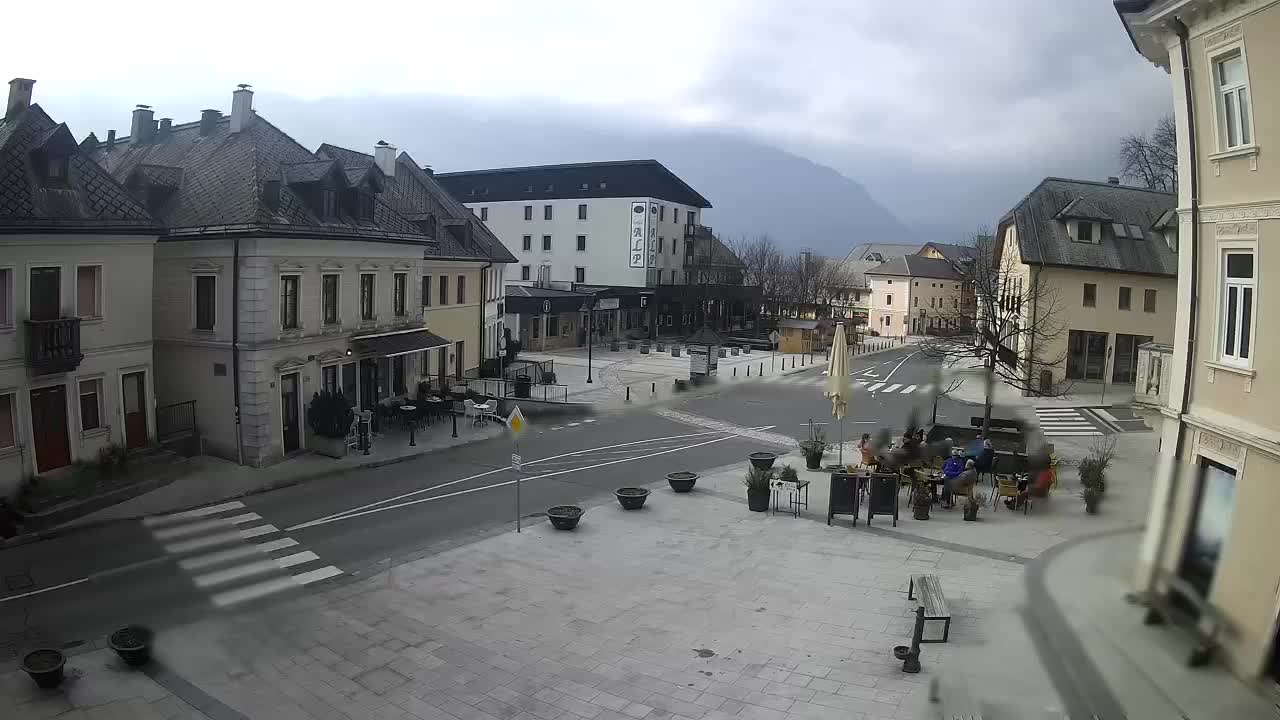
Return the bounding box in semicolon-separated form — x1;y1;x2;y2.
3;0;1171;242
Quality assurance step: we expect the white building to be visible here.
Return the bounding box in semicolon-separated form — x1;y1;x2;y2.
437;161;711;289
1;79;161;493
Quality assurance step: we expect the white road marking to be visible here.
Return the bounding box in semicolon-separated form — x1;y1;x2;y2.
293;565;343;585
901;384;917;394
287;428;741;530
880;350;920;384
193;550;320;589
238;524;278;540
162;523;280;554
142;501;246;527
883;384;902;393
205;565;346;606
151;513;261;541
288;432;751;532
179;539;299;571
1042;431;1104;436
855;381;868;387
0;577;89;604
867;383;885;392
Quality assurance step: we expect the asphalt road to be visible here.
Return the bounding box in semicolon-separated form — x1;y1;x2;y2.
0;347;995;656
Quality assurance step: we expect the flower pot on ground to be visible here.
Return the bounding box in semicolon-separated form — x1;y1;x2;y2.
963;496;979;521
666;471;698;492
799;419;826;470
627;340;637;349
744;466;772;512
913;497;932;520
671;347;681;357
610;341;620;351
109;625;153;666
640;345;650;355
615;487;650;510
546;505;583;530
22;649;66;688
748;452;778;470
307;390;354;458
656;342;667;352
1081;487;1102;515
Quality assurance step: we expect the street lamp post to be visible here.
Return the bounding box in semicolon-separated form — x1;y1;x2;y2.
582;301;595;384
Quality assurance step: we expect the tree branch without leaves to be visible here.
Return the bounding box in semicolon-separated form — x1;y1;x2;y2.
1119;114;1177;193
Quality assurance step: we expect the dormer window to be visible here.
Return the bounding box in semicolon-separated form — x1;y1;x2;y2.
1075;221;1094;243
358;192;375;221
321;189;338;217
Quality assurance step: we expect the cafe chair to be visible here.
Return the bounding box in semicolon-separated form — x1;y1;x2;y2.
994;475;1025;514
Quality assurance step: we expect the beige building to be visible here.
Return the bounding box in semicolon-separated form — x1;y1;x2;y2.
865;253;973;337
991;177;1178;393
1;79;160;494
1120;0;1280;685
88;87;514;467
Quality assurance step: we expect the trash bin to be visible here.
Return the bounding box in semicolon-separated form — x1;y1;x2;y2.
514;375;532;399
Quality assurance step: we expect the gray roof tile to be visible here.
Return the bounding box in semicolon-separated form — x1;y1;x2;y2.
864;255;963;280
1000;177;1176;277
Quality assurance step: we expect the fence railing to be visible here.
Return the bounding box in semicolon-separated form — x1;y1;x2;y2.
463;378;571;404
157;400;197;441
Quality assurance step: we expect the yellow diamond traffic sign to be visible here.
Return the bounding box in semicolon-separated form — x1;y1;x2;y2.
506;405;528;437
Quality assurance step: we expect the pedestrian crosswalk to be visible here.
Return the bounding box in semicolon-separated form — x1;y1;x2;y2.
1035;407;1104;437
763;373;934;396
143;501;341;608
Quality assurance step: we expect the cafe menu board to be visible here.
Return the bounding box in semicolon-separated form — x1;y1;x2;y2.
866;473;899;527
828;472;859;527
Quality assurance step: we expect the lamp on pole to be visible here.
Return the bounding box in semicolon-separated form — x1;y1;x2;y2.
581;300;594;384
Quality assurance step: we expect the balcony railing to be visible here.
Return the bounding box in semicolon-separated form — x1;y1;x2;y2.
25;317;83;375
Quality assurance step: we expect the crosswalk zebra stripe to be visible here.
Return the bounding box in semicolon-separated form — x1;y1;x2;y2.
1036;409;1084;415
867;383;885;392
143;501;247;527
1043;431;1104;436
855;381;868;387
152;513;263;541
179;538;300;571
901;384;917;394
883;384;902;393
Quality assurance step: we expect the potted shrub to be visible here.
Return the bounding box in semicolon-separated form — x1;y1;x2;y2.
307;390;354;458
798;419;826;470
666;471;698;492
671;346;681;357
21;648;66;688
731;347;740;356
627;340;637;350
911;473;932;520
542;371;557;385
1081;486;1102;514
610;340;620;351
657;341;667;352
546;505;583;530
963;493;980;521
615;487;650;510
109;625;153;666
748;451;778;470
744;466;772;512
640;343;651;355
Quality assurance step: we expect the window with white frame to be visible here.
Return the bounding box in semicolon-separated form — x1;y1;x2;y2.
0;268;12;328
1215;52;1252;150
393;272;408;317
0;392;14;449
77;265;102;318
575;267;585;283
79;378;103;432
280;274;300;329
321;364;339;395
322;273;339;325
360;273;375;320
1220;250;1255;366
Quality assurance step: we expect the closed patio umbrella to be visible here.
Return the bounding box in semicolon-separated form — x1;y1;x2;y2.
825;323;852;465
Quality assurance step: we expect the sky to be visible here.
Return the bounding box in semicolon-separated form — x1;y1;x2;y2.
2;0;1173;242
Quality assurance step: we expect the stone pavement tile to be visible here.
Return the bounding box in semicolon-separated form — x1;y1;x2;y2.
760;681;815;702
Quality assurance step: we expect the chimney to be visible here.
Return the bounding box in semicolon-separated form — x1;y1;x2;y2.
106;129;116;145
374;140;396;177
422;165;434;176
131;104;155;143
5;78;34;120
230;84;253;134
1107;176;1120;185
199;109;220;136
157;118;173;138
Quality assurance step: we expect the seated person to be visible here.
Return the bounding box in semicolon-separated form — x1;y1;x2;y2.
942;451;965;479
945;459;978;496
965;433;985;459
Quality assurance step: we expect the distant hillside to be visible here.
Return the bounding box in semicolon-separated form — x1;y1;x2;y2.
264;94;910;257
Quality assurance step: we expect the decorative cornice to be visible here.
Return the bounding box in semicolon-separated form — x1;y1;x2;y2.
319;259;344;271
1215;220;1259;238
391;261;414;272
1200;204;1280;222
358;260;380;271
274;356;308;371
1204;23;1243;50
276;259;306;273
315;349;346;363
188;259;222;274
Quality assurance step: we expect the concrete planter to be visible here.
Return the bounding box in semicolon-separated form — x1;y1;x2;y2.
310;434;348;458
615;487;650;510
666;471;698;492
717;348;727;358
671;347;681;357
731;347;740;356
547;505;583;530
21;649;65;689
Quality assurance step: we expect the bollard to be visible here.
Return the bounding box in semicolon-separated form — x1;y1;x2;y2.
651;382;656;394
733;367;737;377
408;417;416;447
626;386;631;402
452;409;458;438
747;365;751;377
759;362;763;376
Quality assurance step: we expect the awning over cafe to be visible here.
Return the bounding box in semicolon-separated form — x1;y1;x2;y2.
351;328;452;358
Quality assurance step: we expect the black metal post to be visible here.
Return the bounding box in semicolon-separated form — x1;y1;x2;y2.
901;605;924;673
586;307;594;384
408;417;416;446
451;408;458;438
626;386;631;402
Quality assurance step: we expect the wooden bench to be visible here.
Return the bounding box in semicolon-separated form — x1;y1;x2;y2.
1139;568;1226;667
908;574;952;643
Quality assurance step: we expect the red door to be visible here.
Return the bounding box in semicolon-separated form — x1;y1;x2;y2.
30;385;71;472
122;371;148;450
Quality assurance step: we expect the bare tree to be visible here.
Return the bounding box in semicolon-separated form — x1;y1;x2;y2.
919;229;1069;433
1119;114;1177;193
